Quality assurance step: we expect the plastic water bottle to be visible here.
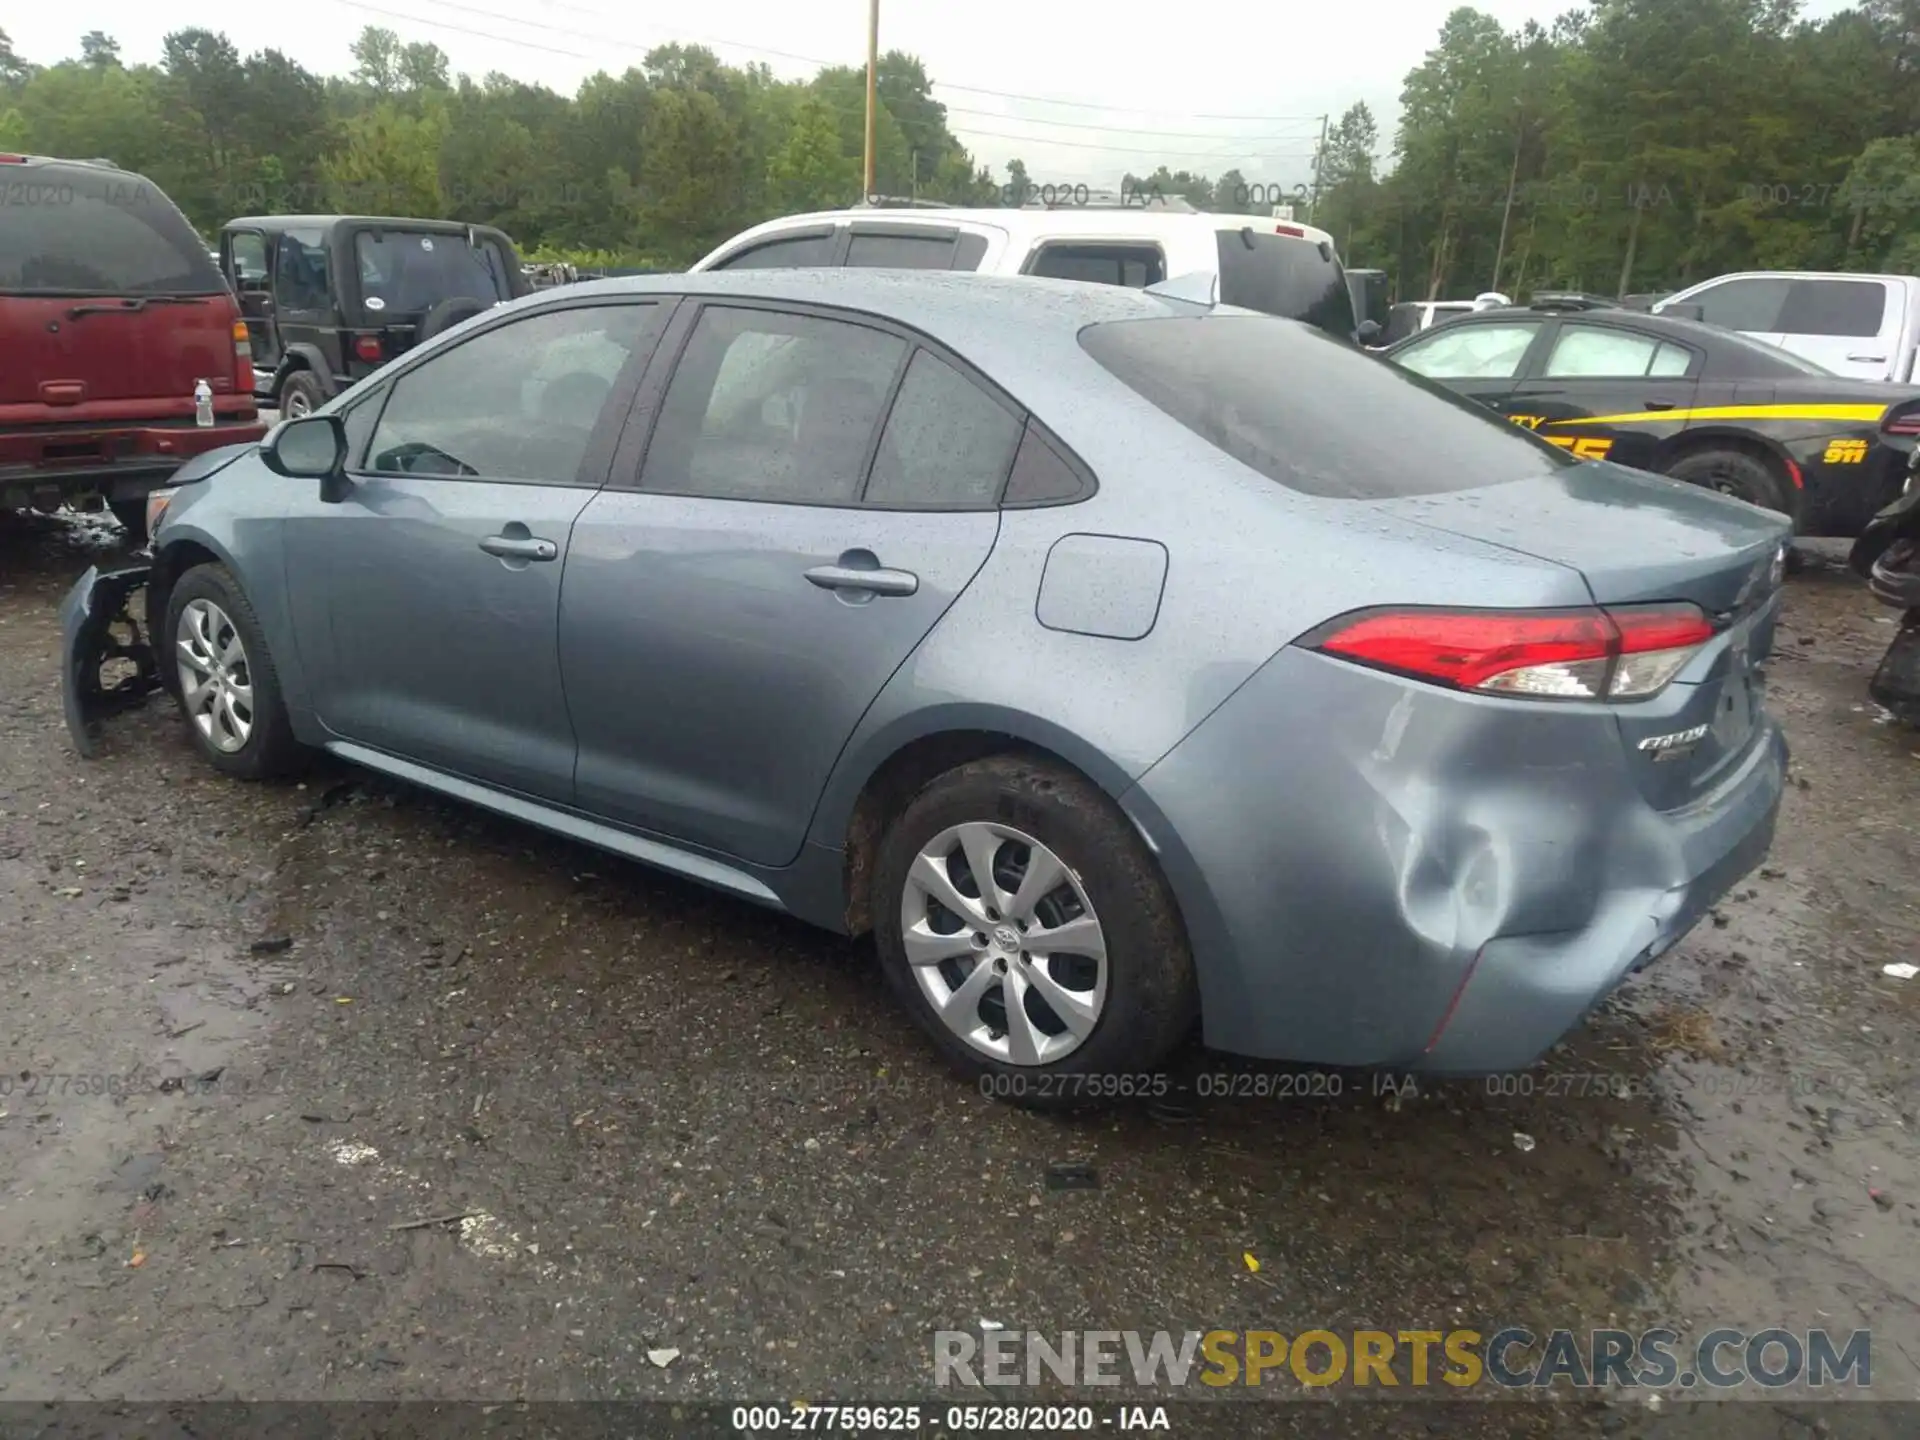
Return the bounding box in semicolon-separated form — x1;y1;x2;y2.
194;378;214;427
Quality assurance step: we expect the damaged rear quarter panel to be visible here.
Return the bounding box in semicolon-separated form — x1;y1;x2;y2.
1122;643;1694;1067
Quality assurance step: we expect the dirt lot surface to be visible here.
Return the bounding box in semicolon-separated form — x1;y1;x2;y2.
1;511;1917;1438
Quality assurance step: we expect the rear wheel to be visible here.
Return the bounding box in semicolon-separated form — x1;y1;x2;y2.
871;755;1197;1109
164;563;306;780
1664;446;1795;520
278;370;327;419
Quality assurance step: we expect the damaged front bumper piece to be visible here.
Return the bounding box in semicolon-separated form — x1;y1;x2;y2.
59;560;162;758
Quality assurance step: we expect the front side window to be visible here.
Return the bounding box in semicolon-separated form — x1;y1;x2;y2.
713;232;838;269
864;350;1024;508
640;306;906;504
364;304;656;481
228;232;269;288
1026;243;1166;288
1393;321;1542;380
1686;277;1790;332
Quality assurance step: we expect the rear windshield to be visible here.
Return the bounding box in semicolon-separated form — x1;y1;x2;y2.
0;167;225;297
1078;315;1574;499
1212;229;1356;339
354;230;513;315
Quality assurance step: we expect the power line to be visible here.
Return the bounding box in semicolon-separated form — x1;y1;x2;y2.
955;126;1320;161
434;0;1328;125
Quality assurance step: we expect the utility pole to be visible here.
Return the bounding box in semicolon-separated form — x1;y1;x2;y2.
1491;98;1523;292
863;0;879;200
1306;113;1329;225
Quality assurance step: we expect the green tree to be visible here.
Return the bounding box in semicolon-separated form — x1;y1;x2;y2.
322;99;447;215
81;32;121;69
765;92;856;214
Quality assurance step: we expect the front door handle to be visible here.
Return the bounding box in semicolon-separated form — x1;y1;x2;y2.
480;534;557;561
1643;399;1675;410
1847;351;1887;363
805;562;918;597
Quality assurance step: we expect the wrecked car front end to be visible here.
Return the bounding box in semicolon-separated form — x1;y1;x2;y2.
59;439;259;757
60;558;162;758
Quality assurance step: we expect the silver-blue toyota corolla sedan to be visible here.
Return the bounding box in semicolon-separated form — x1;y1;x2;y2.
59;269;1790;1104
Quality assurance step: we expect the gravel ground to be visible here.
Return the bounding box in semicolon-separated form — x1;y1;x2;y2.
1;511;1917;1437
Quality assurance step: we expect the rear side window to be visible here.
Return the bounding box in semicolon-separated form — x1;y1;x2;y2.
0;168;225;296
1544;325;1695;379
1213;229;1356;338
714;232;837;269
1080;315;1572;499
1027;243;1165;288
846;231;957;269
864;350;1023;508
1777;279;1888;337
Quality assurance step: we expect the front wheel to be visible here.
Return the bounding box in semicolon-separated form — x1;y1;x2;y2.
871;755;1197;1108
278;370;327;419
164;563;306;779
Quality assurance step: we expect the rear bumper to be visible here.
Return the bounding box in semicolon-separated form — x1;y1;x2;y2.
1120;645;1787;1072
1795;440;1910;538
59;561;162;758
1;421;267;508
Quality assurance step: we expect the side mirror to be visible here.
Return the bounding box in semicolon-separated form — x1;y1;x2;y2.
261;414;351;502
1356;319;1383;345
1663;302;1705;322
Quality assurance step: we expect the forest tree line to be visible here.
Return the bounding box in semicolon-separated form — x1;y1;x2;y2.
2;0;1917;295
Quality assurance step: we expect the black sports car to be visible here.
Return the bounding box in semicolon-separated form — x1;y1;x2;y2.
1384;298;1920;536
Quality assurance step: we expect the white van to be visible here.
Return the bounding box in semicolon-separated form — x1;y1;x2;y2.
1653;270;1920;383
689;200;1366;341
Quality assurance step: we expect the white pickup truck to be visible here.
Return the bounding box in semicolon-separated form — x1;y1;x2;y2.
1654;271;1920;383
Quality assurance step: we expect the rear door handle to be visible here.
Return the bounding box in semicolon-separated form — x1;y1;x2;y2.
805;563;918;597
1644;400;1675;410
480;534;558;561
1848;351;1887;363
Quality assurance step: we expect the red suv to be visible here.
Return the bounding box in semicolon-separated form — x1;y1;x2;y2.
1;154;266;540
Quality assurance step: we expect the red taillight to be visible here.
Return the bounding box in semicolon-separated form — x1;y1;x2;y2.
1883;405;1920;437
354;334;384;363
1307;603;1716;702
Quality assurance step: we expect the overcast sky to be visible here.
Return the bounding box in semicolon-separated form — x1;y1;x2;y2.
9;0;1861;193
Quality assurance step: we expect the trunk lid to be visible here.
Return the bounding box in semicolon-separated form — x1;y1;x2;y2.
0;160;241;417
1379;462;1791;811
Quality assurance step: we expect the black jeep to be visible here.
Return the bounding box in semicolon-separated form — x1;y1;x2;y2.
218;215;532;416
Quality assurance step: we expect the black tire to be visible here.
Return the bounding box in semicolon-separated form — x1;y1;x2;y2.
871;755;1198;1110
277;369;328;419
417;297;491;344
1664;446;1796;521
163;562;306;780
108;497;148;542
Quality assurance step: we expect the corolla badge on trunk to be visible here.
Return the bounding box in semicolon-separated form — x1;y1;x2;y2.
1638;722;1710;761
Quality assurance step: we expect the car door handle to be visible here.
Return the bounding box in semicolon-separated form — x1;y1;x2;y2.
479;534;558;561
1848;351;1887;363
1643;400;1675;410
805;563;918;597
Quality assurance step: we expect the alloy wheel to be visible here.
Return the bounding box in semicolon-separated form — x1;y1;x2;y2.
899;821;1108;1065
175;598;254;753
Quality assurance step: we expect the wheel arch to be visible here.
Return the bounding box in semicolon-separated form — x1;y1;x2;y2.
821;707;1145;938
1653;426;1804;527
274;345;335;402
